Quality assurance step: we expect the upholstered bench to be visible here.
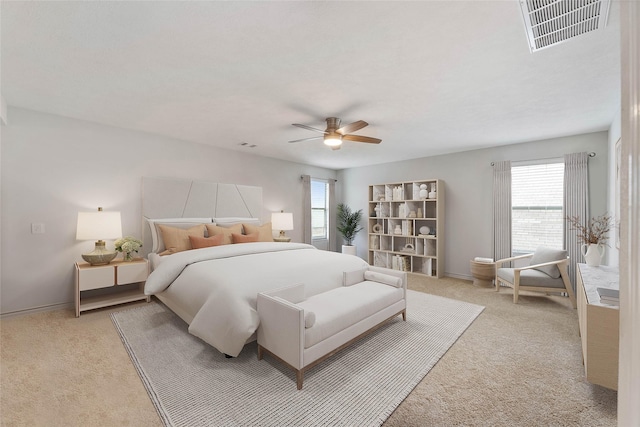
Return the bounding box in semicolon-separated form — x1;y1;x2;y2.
256;266;407;389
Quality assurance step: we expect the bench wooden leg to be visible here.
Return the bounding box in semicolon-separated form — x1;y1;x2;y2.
296;370;304;390
257;345;263;360
402;310;406;321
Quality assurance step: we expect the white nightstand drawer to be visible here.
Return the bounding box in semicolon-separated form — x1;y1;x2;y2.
116;262;148;285
78;267;115;291
75;259;150;317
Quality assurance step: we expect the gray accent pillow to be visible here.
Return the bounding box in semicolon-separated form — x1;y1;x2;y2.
529;247;567;279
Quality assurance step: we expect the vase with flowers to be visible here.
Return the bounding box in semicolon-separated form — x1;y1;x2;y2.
566;214;613;267
115;236;143;262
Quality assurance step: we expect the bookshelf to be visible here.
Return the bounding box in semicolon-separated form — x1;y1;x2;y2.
368;179;444;277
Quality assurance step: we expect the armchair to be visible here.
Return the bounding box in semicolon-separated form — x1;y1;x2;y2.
495;246;576;308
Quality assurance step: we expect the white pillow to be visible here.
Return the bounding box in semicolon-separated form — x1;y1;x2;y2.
304;311;316;328
213;217;260;228
146;218;213;253
343;268;366;286
364;270;402;288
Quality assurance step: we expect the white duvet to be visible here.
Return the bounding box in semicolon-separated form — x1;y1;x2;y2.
144;242;369;356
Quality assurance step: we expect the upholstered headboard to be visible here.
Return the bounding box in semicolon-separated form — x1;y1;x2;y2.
141;177;263;256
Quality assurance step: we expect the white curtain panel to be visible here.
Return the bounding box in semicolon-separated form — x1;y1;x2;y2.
492;161;512;264
302;175;312;245
564;152;590;291
328;179;337;251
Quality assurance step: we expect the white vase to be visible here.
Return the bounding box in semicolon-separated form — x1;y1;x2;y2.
581;243;605;266
342;245;357;255
419;184;428;199
428;183;437;199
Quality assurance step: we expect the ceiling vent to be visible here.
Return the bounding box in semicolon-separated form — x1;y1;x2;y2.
519;0;611;52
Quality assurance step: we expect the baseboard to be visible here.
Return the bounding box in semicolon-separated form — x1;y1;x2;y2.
445;272;474;282
407;272;474;282
0;301;73;319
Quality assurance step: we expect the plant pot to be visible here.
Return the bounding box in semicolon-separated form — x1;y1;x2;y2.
342;245;357;256
581;243;605;266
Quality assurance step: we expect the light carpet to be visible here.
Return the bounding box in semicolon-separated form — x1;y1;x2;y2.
111;289;484;427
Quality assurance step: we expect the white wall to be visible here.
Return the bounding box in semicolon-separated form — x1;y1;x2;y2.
338;132;609;280
0;107;336;315
607;108;621;267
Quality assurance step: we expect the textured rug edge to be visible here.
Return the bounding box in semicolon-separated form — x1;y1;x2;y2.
111;309;171;427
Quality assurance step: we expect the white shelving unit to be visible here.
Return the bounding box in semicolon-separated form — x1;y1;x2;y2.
368;179;444;277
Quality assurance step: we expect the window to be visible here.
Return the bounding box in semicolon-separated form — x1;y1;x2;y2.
311;179;329;240
512;162;564;253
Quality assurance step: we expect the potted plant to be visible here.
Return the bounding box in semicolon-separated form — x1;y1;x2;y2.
337;203;363;255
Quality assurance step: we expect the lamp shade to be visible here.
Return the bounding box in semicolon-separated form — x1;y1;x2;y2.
271;212;293;231
76;210;122;240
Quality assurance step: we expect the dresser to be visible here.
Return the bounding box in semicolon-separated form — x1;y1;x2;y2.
576;263;619;390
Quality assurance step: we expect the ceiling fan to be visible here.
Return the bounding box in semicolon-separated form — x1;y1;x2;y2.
289;117;381;150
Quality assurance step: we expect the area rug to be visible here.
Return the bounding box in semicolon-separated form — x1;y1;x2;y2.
111;289;484;427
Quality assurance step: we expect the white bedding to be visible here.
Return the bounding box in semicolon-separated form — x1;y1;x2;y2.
144;242;369;356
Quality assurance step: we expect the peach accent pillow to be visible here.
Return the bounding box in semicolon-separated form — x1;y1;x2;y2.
242;222;274;242
189;234;225;249
158;224;206;255
232;233;259;244
205;224;243;245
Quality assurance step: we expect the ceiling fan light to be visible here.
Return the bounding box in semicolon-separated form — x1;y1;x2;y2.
324;135;342;147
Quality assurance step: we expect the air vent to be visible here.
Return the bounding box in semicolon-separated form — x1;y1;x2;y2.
519;0;611;52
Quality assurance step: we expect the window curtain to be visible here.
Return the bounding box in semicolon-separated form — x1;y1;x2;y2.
302;175;312;244
564;152;589;292
328;179;336;251
493;161;512;263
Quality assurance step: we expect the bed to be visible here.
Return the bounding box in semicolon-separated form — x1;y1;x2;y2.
141;177;369;357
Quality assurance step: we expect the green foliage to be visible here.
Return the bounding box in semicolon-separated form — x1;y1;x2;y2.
337;203;363;246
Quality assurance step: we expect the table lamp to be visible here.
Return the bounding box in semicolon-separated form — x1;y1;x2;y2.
76;207;122;265
271;211;293;242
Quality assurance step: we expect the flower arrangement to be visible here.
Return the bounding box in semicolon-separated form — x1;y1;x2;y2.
114;236;143;261
566;214;613;245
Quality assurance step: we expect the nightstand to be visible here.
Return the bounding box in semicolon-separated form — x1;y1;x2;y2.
74;258;151;317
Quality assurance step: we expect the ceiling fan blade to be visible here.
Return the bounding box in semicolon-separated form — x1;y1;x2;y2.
292;123;328;134
336;120;368;135
288;136;323;143
342;134;382;144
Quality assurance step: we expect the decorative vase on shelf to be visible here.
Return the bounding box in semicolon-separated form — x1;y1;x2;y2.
419;184;428;199
428;183;437;199
123;251;134;262
581;243;605;267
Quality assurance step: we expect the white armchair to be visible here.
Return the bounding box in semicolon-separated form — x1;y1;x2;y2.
495;246;576;308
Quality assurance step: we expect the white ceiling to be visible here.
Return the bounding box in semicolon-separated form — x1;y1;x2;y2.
1;1;620;170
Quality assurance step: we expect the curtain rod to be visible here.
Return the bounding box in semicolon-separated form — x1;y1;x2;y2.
491;152;595;166
300;175;338;182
